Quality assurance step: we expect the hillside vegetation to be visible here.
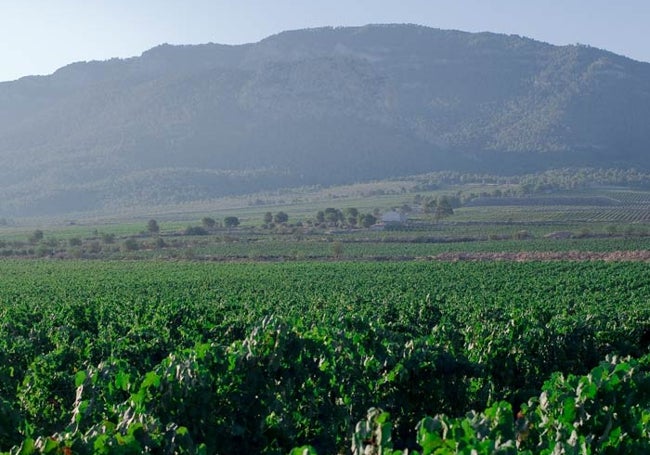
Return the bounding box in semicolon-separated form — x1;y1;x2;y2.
1;25;650;216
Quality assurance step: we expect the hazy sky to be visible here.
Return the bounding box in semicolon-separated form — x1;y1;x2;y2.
1;1;649;82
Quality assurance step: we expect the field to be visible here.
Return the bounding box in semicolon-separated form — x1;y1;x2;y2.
1;171;650;453
3;170;650;263
0;260;649;453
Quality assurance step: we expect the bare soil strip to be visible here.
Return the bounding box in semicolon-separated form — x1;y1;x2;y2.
428;250;650;262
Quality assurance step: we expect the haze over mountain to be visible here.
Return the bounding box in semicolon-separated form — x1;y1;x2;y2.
1;24;649;217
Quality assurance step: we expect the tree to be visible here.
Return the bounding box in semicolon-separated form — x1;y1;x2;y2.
224;216;240;228
263;212;273;225
359;214;377;228
344;208;359;226
435;196;454;220
324;208;343;225
424;198;437;214
29;229;44;244
274;211;288;224
122;238;139;251
316;211;325;224
147;219;160;234
202;217;216;229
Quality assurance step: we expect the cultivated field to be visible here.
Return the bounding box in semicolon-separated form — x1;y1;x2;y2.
0;260;649;453
1;172;650;453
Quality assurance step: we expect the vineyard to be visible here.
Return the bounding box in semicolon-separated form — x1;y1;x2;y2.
0;260;649;453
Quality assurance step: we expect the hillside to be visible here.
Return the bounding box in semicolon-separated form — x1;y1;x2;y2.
1;24;649;216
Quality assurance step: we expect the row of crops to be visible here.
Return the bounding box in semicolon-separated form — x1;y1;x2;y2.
0;260;649;453
457;205;650;224
25;234;650;261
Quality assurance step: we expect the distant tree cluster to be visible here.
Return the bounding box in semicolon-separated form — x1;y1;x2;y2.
143;215;243;237
420;195;457;220
184;226;209;236
261;211;289;228
313;207;377;228
414;169;650;204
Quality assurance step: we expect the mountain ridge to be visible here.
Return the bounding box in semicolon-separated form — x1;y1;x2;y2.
0;24;649;217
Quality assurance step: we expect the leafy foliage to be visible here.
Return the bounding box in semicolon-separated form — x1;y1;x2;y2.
0;260;649;453
343;354;650;454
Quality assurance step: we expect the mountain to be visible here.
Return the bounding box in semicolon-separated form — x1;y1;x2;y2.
1;24;649;217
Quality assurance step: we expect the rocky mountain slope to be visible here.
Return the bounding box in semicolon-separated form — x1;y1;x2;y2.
1;24;649;216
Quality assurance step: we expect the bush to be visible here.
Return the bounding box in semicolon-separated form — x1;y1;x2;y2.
147;219;160;234
29;230;44;244
68;237;82;247
122;238;139;251
202;217;216;229
35;245;50;257
514;230;532;240
184;226;208;236
100;233;116;244
87;241;102;254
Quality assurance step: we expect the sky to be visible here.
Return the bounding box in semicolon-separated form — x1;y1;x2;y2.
1;0;649;82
